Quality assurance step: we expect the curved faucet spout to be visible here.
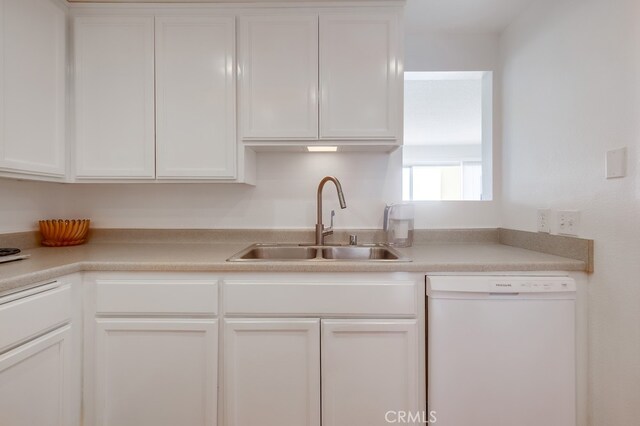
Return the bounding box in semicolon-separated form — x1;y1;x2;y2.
316;176;347;245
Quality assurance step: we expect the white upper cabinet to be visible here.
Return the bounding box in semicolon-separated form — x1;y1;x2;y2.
240;9;402;146
0;4;404;184
239;15;318;140
73;16;156;179
319;13;401;140
0;0;66;178
156;17;236;179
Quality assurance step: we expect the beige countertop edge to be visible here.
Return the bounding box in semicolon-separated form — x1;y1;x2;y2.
0;257;586;296
0;263;84;294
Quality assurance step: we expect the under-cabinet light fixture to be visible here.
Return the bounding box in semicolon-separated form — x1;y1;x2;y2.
307;146;338;152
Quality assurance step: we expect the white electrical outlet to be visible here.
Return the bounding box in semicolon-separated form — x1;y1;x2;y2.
558;211;580;236
537;209;551;233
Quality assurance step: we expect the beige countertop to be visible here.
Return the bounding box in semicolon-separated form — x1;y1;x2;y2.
0;240;586;295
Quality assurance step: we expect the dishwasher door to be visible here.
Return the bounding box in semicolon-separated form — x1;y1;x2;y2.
427;275;576;426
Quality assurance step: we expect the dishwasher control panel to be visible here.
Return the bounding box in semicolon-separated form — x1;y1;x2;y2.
428;275;577;295
489;277;575;293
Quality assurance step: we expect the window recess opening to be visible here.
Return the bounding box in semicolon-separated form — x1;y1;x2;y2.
403;71;493;201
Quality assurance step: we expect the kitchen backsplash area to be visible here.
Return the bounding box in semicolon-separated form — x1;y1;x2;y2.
0;150;500;233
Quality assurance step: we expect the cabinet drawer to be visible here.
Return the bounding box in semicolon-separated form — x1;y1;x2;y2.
96;280;218;315
0;283;71;352
223;280;418;317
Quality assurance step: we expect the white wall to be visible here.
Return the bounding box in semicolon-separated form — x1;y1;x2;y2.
63;152;402;230
405;31;502;224
500;0;640;424
405;32;500;72
0;179;69;233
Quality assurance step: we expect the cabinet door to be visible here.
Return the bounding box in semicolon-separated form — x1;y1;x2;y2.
224;319;320;426
0;0;66;177
74;16;155;179
319;14;400;140
156;17;236;179
0;326;72;426
94;319;217;426
321;320;420;426
239;15;318;139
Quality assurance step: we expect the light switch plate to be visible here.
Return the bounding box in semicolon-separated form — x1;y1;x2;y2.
606;147;627;179
558;210;580;236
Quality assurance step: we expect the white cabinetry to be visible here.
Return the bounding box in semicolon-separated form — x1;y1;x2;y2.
0;2;404;184
0;326;72;426
239;15;318;140
319;13;400;140
321;320;420;426
2;272;421;426
156;17;236;179
223;316;420;426
222;274;424;426
94;319;218;426
240;9;402;148
0;0;66;179
224;319;321;426
0;278;80;426
73;16;156;179
85;275;219;426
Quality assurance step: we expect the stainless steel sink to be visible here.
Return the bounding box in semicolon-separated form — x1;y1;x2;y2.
321;246;403;260
231;245;318;261
227;243;410;262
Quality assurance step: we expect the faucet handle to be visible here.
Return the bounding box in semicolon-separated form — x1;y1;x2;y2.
324;210;335;236
322;210;336;237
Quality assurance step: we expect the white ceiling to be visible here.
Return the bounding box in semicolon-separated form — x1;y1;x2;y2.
404;73;483;146
68;0;534;34
404;0;534;34
67;0;385;2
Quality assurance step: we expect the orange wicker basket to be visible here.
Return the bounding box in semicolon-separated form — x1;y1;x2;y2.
38;219;90;247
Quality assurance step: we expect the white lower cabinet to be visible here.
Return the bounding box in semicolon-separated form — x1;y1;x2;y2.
0;326;72;426
85;274;220;426
224;319;321;426
221;274;424;426
80;272;423;426
0;277;80;426
222;318;420;426
93;318;218;426
321;320;420;426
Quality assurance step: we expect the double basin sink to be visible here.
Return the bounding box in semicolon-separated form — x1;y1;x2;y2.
227;243;410;262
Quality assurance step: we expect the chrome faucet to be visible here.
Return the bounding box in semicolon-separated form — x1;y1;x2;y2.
316;176;347;245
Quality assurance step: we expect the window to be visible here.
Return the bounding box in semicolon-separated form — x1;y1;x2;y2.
403;71;493;201
403;162;482;201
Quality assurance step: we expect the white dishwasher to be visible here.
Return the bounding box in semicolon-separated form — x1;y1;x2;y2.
427;275;576;426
